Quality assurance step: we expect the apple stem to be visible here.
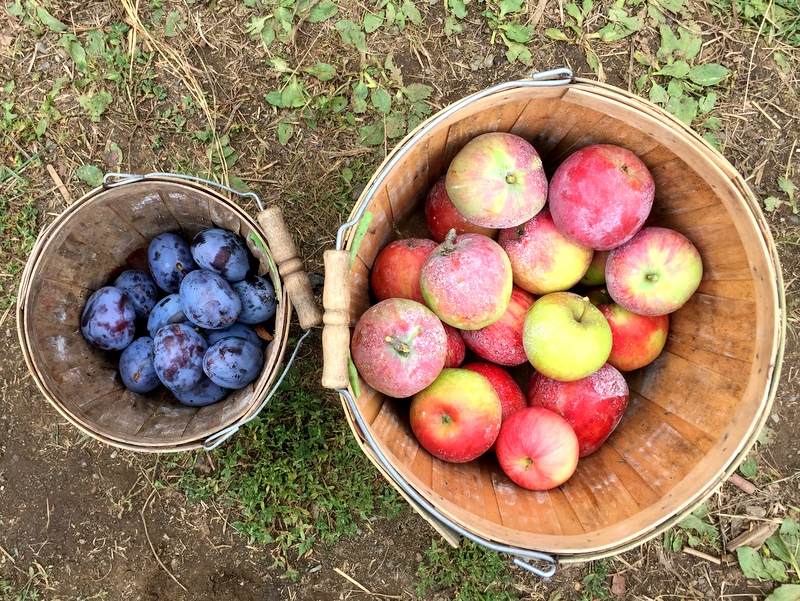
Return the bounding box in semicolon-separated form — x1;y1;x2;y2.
578;297;591;322
384;335;411;356
505;173;516;185
646;273;659;283
440;228;457;254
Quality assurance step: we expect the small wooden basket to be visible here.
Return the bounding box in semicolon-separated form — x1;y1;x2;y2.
17;174;322;453
321;71;786;569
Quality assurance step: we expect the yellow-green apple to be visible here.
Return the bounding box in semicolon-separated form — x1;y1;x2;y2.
498;207;594;295
522;291;612;381
494;407;579;491
463;361;527;451
445;132;548;229
605;226;703;316
350;298;447;398
371;238;438;304
460;286;536;366
588;287;670;371
409;368;502;463
420;230;513;330
527;363;629;457
579;250;610;287
548;144;655;250
425;176;498;242
442;323;466;368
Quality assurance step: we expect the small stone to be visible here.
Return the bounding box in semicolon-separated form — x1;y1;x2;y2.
746;506;767;518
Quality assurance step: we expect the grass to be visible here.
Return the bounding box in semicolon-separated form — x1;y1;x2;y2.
161;360;403;578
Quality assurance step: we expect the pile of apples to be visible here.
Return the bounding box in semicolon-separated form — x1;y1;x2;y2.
350;132;703;491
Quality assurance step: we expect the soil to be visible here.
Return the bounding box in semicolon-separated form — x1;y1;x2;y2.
1;1;799;600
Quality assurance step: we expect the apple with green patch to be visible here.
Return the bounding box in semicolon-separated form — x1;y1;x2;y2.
425;176;498;242
409;368;502;463
579;249;611;287
498;207;594;295
522;291;612;382
463;361;527;452
445;132;548;229
350;298;448;398
605;226;703;316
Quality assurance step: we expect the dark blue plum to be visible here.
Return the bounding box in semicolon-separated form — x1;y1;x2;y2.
119;337;161;393
202;337;264;390
148;232;197;293
179;269;241;330
114;269;158;319
190;228;250;282
171;376;229;407
80;286;137;351
152;323;208;392
205;322;263;348
147;294;187;337
231;275;277;324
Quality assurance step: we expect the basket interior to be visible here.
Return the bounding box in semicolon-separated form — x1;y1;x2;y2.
20;179;291;451
343;83;781;555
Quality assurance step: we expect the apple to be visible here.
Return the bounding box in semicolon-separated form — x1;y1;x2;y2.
442;323;466;368
463;361;527;451
371;237;438;304
425;176;498;242
589;289;670;372
579;249;610;287
494;407;579;491
527;363;629;457
605;226;703;316
459;286;536;366
445;132;548;229
350;298;447;398
420;230;513;330
522;291;612;381
409;367;502;463
497;207;594;295
548;144;655;250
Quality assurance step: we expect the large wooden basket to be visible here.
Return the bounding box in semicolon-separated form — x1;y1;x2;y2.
17;174;321;453
321;73;786;567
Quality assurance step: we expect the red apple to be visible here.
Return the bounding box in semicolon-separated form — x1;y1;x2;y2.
548;144;655;250
425;176;498;242
442;323;466;368
410;368;502;463
460;286;535;366
371;237;438;304
523;292;612;382
420;230;513;330
527;363;629;457
605;226;703;316
445;132;548;229
494;407;579;491
351;298;447;398
463;361;527;451
498;207;593;295
595;298;670;372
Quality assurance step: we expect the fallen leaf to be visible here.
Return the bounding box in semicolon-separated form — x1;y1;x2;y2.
611;573;626;596
0;34;13;47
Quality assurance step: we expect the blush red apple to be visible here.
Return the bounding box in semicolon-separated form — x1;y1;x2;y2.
425;176;498;242
370;237;437;304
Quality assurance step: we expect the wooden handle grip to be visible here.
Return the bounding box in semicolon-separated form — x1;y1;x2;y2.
321;249;352;390
256;207;323;331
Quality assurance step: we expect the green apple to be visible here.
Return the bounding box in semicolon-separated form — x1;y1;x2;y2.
522;291;612;381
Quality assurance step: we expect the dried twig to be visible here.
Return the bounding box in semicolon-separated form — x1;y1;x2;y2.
46;164;72;205
140;491;187;592
682;547;722;565
728;473;758;495
332;567;401;599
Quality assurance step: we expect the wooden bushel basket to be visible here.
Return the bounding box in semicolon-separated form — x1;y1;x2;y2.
321;70;786;571
17;174;322;453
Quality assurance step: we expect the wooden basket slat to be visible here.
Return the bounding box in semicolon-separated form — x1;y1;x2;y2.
607;398;708;496
580;443;662;509
409;438;435;489
432;459;494;521
625;350;744;436
105;187;183;239
349;259;374;324
156;188;214;234
31;279;92;331
420;128;450;190
350;189;397;270
490;471;574;536
477;460;505;526
66;205;150;264
39;235;121;291
180;401;227;439
354;379;386;425
54;366;123;409
629;392;717;454
370;402;422;467
526;100;603;160
561;451;648;532
695;279;756;301
135;403;198;438
83;390;165;438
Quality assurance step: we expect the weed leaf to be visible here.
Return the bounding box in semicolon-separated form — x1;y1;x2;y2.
401;0;422;25
688;64;729;86
364;12;384;33
499;0;524;17
370;88;392;114
698;92;717;114
778;177;796;200
308;0;338;22
677;27;702;60
764;197;782;211
656;0;684;13
739;456;758;478
766;584;800;601
444;16;462;35
649;83;669;104
566;3;584;26
58;35;87;72
656;60;690;78
335;21;367;53
666;94;697;126
36;6;66;32
303;62;337;81
545;28;570;41
502;22;533;43
448;0;468;18
737;547;790;582
360;120;384;146
277;122;294;145
402;83;432;102
76;165;104;187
